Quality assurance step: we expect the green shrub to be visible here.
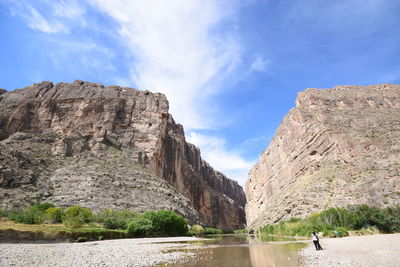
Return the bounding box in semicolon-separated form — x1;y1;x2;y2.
127;217;153;237
140;210;188;236
127;209;191;237
319;207;355;228
233;228;249;234
288;217;301;223
205;227;224;235
0;209;7;218
258;204;400;237
103;218;120;230
9;211;43;224
35;202;55;211
323;227;348;238
379;205;400;233
64;206;93;223
76;237;87;242
45;207;64;223
7;209;21;222
97;209;137;229
322;229;333;237
7;202;58;225
64;216;85;228
259;224;275;235
186;230;196;236
334;227;349;237
350;204;383;230
191;225;205;236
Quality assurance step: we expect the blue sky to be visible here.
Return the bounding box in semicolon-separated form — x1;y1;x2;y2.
1;0;400;186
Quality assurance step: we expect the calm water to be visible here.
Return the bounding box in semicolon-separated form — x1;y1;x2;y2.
166;235;307;267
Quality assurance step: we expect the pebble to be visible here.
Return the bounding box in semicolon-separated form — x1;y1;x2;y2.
299;234;400;267
0;237;199;267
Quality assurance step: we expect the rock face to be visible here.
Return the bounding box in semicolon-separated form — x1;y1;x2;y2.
245;84;400;230
0;81;245;231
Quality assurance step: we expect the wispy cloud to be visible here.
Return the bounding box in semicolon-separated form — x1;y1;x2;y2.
242;136;270;145
8;0;68;34
250;55;269;72
45;39;116;72
49;0;86;20
89;0;260;182
5;0;118;82
89;0;246;129
187;132;255;185
5;0;262;183
7;0;87;34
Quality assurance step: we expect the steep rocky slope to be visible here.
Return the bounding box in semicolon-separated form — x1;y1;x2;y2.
245;84;400;230
0;80;245;231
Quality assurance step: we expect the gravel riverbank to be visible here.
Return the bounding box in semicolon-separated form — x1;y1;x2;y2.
0;236;202;267
300;233;400;267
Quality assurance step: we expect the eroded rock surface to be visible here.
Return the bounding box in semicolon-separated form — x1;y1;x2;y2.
245;84;400;230
0;81;245;230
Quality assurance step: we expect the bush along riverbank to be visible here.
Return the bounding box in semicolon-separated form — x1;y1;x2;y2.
258;204;400;238
0;203;224;242
186;224;224;236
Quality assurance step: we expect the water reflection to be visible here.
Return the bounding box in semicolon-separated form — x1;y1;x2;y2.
248;243;305;267
167;235;307;267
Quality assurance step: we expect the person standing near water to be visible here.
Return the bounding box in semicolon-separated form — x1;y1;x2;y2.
312;232;323;251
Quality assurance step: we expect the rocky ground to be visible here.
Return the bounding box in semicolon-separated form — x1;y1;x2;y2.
300;233;400;267
0;236;201;267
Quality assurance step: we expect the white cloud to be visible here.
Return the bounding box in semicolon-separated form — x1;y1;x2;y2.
242;136;269;145
187;132;255;186
49;40;116;71
89;0;243;129
48;0;86;20
250;56;269;72
84;0;261;182
7;0;259;183
5;1;116;80
9;1;66;34
7;0;86;34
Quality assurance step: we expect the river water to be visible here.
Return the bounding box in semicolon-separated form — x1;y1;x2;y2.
167;235;308;267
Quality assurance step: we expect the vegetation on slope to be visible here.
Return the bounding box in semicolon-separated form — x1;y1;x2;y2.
258;204;400;237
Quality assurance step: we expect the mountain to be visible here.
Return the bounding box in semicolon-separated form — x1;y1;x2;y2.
245;84;400;230
0;80;246;231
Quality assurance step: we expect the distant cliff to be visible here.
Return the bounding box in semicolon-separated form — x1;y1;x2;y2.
245;84;400;230
0;80;245;231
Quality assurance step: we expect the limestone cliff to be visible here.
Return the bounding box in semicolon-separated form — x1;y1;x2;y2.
245;84;400;230
0;80;245;231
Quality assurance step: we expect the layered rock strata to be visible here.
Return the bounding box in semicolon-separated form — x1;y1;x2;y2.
0;80;245;231
245;84;400;230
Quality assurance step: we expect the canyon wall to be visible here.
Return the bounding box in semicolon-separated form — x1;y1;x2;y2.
0;80;245;231
245;84;400;230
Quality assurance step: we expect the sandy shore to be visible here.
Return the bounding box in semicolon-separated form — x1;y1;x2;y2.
0;236;201;267
300;233;400;267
